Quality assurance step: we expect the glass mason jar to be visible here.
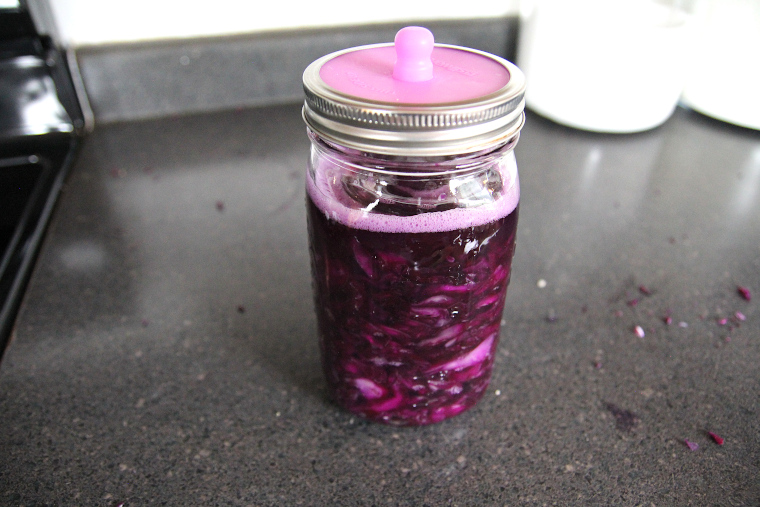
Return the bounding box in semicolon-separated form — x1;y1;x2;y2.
303;27;526;425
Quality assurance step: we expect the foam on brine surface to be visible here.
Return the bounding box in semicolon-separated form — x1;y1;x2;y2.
306;156;520;234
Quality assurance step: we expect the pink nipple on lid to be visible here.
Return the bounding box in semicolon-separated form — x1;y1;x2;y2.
392;26;434;82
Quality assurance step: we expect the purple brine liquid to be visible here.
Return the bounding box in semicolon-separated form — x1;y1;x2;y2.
307;136;520;425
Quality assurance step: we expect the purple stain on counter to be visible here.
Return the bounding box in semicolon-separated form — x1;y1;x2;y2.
684;438;699;451
737;286;751;301
109;167;126;179
605;402;639;432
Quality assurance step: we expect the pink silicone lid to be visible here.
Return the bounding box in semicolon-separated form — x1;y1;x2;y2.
318;26;511;105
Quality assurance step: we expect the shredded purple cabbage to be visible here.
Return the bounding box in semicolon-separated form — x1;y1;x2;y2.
307;197;518;425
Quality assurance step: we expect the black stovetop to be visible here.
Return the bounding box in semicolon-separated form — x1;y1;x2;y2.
0;0;83;357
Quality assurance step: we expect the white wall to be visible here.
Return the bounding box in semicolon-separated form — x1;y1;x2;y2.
40;0;520;46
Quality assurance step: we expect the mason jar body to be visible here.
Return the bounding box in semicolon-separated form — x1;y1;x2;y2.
306;128;520;426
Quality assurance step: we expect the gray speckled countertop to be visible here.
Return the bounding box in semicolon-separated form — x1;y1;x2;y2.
1;103;759;506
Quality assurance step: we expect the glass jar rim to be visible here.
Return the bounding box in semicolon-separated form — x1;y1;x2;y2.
308;127;520;178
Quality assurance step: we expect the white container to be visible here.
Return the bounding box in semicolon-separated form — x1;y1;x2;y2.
518;0;692;133
680;0;760;131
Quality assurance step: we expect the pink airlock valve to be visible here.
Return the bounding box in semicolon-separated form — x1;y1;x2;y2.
392;26;434;82
317;26;511;105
